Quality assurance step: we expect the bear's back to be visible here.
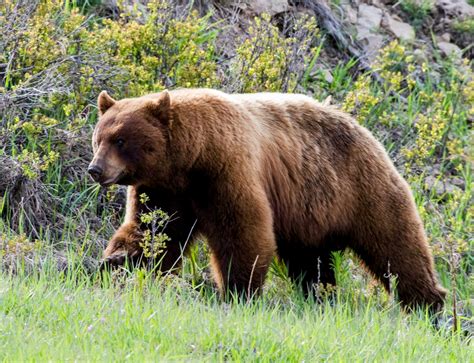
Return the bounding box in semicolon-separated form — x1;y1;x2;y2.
176;90;349;134
166;89;399;243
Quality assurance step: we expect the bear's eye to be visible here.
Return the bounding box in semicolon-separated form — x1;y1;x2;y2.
116;138;125;148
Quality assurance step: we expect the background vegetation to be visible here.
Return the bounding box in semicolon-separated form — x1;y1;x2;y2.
0;0;472;360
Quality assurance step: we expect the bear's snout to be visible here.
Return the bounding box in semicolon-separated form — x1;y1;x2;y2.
88;164;103;182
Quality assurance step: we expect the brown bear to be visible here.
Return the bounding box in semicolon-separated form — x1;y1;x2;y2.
89;88;446;311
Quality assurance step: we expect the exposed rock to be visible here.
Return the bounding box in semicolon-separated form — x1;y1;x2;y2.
438;41;462;58
343;5;358;24
356;24;372;39
367;34;385;51
440;32;451;42
322;69;334;84
354;4;386;63
355;3;385;62
309;67;334;84
382;14;415;41
247;0;289;16
359;34;385;62
371;0;386;7
358;4;383;29
451;177;465;189
424;176;462;196
413;48;428;62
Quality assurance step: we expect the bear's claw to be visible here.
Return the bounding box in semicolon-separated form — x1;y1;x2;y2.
99;251;143;272
99;253;127;272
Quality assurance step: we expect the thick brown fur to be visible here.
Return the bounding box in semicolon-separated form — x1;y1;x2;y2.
90;89;446;311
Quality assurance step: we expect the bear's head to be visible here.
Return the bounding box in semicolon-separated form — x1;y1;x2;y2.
88;90;172;187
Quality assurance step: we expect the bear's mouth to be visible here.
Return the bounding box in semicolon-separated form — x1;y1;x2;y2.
100;171;129;187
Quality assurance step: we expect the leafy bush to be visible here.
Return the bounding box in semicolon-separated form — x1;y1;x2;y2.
0;0;222;240
232;13;320;92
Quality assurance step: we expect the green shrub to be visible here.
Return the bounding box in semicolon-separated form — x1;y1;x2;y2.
232;13;319;93
400;0;434;26
452;18;474;34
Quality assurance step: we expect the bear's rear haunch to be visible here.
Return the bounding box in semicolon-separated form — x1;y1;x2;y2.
89;89;446;312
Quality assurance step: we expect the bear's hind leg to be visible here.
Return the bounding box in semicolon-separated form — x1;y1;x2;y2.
352;221;446;313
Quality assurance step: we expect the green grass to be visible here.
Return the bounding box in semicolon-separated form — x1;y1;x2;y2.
0;264;471;361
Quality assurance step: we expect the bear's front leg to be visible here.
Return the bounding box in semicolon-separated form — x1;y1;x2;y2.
100;186;143;269
205;182;276;299
100;186;197;271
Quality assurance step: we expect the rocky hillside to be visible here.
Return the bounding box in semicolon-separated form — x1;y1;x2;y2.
209;0;473;60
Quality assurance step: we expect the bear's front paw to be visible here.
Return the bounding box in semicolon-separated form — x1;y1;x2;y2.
99;250;142;272
99;252;126;272
103;252;126;266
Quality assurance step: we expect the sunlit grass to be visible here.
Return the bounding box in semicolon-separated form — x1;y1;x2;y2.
0;263;471;362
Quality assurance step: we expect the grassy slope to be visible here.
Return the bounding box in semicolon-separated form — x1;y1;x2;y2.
0;267;471;362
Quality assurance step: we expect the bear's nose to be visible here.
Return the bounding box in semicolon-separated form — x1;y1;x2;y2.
88;165;103;182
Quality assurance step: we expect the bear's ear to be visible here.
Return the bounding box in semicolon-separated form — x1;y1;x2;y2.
146;90;171;127
98;91;116;116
